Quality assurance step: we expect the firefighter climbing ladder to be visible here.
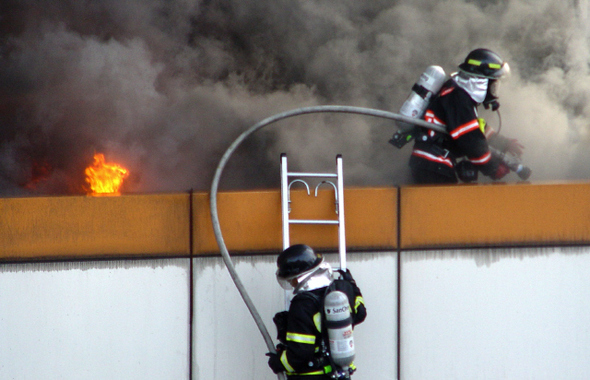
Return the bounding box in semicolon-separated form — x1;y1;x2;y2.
209;105;417;379
279;153;347;272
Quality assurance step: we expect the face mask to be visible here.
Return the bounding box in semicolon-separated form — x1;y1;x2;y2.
483;79;500;111
453;72;488;103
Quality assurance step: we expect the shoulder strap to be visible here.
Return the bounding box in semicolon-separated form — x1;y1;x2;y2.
327;279;355;313
294;290;322;306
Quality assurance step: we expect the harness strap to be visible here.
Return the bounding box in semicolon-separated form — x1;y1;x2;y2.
415;129;456;164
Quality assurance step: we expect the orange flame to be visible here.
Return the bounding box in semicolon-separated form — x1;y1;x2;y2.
85;153;129;195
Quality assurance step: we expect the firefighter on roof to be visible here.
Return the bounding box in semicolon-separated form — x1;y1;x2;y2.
409;48;524;184
266;244;366;379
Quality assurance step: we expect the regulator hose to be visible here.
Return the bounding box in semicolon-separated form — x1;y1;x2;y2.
208;105;457;378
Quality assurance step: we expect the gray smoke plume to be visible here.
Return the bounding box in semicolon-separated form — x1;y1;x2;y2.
0;0;588;196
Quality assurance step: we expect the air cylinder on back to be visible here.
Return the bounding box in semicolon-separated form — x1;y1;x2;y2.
396;65;446;131
324;290;355;369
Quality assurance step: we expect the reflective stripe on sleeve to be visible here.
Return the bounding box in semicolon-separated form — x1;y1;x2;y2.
450;119;480;139
469;151;492;165
286;332;316;344
280;349;296;373
354;296;364;313
313;312;322;333
424;110;445;126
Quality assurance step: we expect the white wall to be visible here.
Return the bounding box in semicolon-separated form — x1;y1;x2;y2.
192;252;398;380
2;248;590;380
0;260;190;380
401;247;590;380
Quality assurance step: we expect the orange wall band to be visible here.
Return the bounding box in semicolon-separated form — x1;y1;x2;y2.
2;182;590;261
400;182;590;249
192;188;398;254
0;194;190;260
0;188;397;260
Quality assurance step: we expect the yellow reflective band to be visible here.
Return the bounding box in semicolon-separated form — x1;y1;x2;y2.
354;296;364;313
468;59;502;70
280;350;295;373
313;312;322;333
289;370;325;376
477;118;486;134
286;332;316;344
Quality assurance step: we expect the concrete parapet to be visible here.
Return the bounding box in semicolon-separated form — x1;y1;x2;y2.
2;182;590;261
0;193;190;260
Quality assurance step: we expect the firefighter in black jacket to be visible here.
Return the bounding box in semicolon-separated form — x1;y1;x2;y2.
409;48;524;184
266;244;366;379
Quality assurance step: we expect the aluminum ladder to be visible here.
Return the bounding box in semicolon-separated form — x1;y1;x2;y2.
279;153;347;271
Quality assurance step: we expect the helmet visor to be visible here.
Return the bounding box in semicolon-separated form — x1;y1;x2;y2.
276;260;325;291
491;62;510;79
277;275;296;290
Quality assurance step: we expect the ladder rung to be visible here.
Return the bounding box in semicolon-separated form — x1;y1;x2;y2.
287;172;338;178
289;219;339;225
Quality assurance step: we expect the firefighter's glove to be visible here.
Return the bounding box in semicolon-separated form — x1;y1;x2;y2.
484;99;500;111
273;311;289;343
266;351;285;374
493;163;510;180
276;343;287;351
336;269;355;284
456;160;478;183
505;139;524;158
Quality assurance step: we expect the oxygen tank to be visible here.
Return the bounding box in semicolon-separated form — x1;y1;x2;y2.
398;65;446;129
324;290;354;369
390;65;446;148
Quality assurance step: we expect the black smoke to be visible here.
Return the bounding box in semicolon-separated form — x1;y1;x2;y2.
0;0;588;196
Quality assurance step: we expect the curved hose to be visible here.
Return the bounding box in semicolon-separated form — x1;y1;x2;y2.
209;105;436;378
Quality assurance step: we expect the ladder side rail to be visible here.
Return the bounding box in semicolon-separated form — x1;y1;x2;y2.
336;155;346;271
280;154;292;311
280;154;290;249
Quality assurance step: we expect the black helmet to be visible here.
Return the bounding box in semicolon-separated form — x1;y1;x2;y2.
458;48;510;79
276;244;323;280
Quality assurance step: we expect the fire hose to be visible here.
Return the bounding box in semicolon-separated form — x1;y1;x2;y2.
209;105;530;379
